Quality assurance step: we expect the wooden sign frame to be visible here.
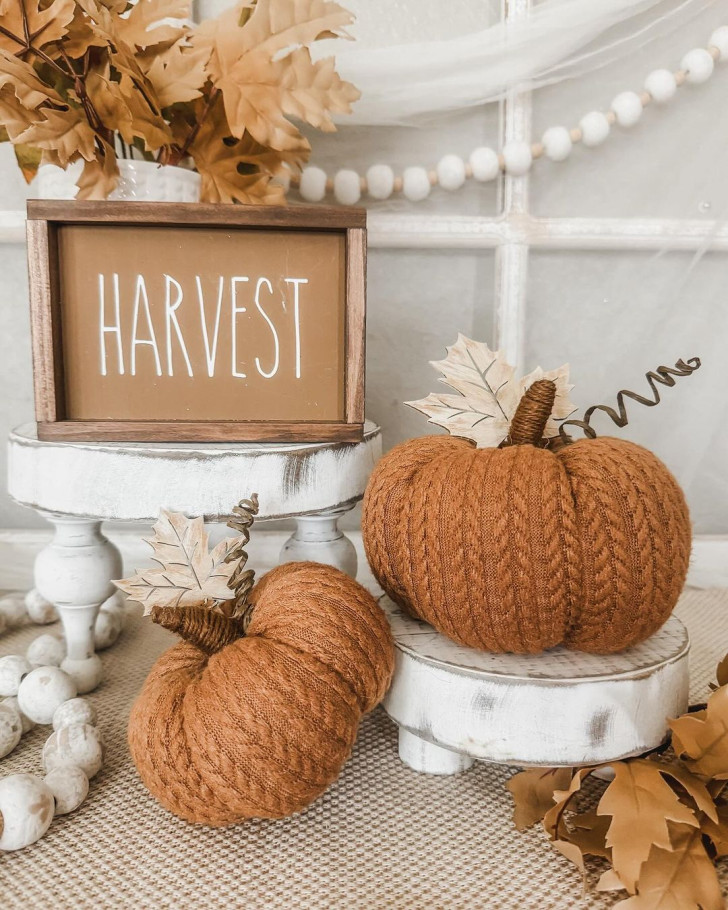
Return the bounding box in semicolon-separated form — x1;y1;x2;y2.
26;200;366;444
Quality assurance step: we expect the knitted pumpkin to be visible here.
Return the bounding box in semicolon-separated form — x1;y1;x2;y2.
363;338;700;655
126;554;394;825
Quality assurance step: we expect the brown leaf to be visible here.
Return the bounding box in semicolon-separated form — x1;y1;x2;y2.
0;47;64;108
86;70;134;143
543;767;597;841
117;73;172;150
15;106;96;164
701;801;728;857
670;685;728;780
716;653;728;688
280;48;359;131
567;811;612;859
597;869;627;892
75;139;118;199
114;0;190;50
0;0;76;58
656;762;718;822
614;824;723;910
143;42;208;108
13;141;41;181
506;768;573;831
597;760;700;894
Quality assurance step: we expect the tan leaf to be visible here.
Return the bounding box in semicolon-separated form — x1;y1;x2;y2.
13;141;41;181
716;653;728;688
0;84;43;139
567;810;612;859
614;824;723;910
597;760;700;893
597;869;627;892
701;802;728;857
56;5;108;59
552;838;586;874
280;48;359;131
0;47;64;108
234;0;355;59
115;0;191;50
656;763;718;822
75;139;118;199
143;42;208;108
117;73;173;150
15;106;96;164
115;509;240;614
506;767;573;831
86;70;134;143
0;0;76;58
670;685;728;780
543;767;597;841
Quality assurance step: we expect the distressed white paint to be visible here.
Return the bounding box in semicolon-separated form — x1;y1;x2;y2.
381;596;690;771
8;422;381;521
280;508;359;577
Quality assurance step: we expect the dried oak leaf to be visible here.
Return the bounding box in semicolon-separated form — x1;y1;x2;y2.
143;42;208;108
280;47;359;131
507;767;573;831
15;106;96;165
670;685;728;781
406;335;576;449
596;760;701;894
114;0;190;50
76;139;119;200
614;823;723;910
0;47;63;108
0;0;75;57
115;510;241;613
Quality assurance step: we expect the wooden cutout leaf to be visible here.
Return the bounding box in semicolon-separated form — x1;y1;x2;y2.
507;767;573;831
406;335;576;449
613;824;723;910
670;685;728;780
115;509;240;614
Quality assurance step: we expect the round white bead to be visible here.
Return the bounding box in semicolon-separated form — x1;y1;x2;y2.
0;774;55;851
24;589;57;625
44;766;89;816
645;68;677;103
61;656;102;696
709;26;728;61
611;91;643;128
579;111;611;147
541;126;572;162
333;169;361;206
365;164;394;200
502;141;532;176
299;166;327;202
436;154;466;191
43;723;104;780
0;702;22;758
0;594;28;629
53;697;96;732
0;655;32;697
27;634;66;668
94;610;122;651
2;697;34;735
681;47;714;83
101;591;125;614
17;666;77;725
402;166;431;202
469;147;500;182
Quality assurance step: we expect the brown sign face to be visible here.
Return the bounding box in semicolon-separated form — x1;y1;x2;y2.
26;201;366;443
58;225;345;422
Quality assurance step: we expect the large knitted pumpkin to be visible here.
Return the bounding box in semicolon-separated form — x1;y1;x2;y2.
127;561;394;826
363;338;699;655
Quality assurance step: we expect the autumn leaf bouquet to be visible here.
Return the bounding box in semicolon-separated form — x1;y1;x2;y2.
0;0;359;201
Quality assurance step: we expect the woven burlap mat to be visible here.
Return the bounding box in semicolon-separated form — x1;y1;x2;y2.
0;587;726;909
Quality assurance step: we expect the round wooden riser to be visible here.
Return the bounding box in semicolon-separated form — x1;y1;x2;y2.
380;596;690;774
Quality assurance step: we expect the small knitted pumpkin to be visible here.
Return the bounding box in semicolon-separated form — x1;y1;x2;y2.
363;338;700;655
128;561;394;825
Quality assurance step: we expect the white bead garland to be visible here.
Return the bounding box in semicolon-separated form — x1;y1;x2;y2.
579;111;611;147
293;23;727;202
402;166;431;201
0;651;102;851
541;126;572;162
437;154;466;191
24;590;57;625
0;655;31;697
611;91;643;128
469;147;500;181
17;666;77;725
681;47;714;84
26;632;65;668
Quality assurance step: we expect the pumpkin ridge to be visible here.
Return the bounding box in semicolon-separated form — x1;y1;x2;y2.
459;447;488;649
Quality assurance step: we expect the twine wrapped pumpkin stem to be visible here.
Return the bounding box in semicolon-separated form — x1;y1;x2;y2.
150;605;245;655
505;379;557;447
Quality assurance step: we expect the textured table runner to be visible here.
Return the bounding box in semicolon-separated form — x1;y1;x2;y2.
1;587;726;909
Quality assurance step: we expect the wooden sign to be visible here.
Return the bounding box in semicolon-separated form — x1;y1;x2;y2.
26;201;366;443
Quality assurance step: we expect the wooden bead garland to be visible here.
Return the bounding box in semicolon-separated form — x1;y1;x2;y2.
296;24;728;203
0;675;103;850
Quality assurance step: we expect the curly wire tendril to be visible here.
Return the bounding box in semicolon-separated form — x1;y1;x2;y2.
221;494;260;628
558;358;702;443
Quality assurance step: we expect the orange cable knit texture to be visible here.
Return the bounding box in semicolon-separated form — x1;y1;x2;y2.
362;435;691;654
128;562;395;826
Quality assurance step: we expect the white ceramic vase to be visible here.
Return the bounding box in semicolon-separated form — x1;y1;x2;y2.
34;159;201;202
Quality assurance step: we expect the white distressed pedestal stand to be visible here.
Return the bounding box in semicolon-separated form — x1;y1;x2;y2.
7;421;381;692
380;597;690;773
